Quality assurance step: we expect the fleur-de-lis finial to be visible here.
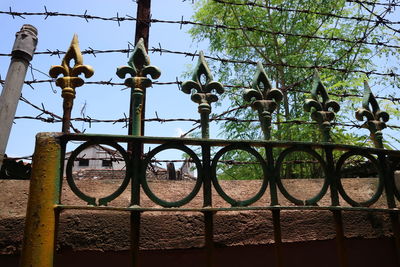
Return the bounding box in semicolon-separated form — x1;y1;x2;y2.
49;34;94;133
116;38;161;90
355;80;389;148
304;70;340;142
243;62;283;140
116;38;161;136
181;51;224;138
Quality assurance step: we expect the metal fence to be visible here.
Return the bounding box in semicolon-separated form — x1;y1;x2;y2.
19;28;400;266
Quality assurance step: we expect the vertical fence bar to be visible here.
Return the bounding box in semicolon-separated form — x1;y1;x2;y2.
380;154;400;265
20;133;62;267
304;72;347;267
117;34;160;267
355;81;399;263
181;51;224;267
326;147;348;267
267;146;284;267
131;141;142;267
243;62;284;267
202;144;215;267
201;100;215;267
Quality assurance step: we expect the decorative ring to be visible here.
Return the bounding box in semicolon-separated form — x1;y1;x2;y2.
66;141;130;206
141;142;203;207
211;144;268;206
275;147;329;205
336;151;384;207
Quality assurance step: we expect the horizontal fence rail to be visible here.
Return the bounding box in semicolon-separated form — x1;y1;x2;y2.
59;133;400;210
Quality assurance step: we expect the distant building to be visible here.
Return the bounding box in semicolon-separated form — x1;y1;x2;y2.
64;145;126;180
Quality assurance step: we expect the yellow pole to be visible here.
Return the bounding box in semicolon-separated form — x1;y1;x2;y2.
20;132;62;267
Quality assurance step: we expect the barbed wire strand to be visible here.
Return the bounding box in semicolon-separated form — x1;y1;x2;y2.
1;8;399;49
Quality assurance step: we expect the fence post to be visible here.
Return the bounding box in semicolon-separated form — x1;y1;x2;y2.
244;62;284;266
182;52;224;267
20;132;62;267
0;24;38;169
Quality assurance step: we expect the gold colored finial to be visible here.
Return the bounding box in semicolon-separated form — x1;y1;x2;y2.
49;34;94;133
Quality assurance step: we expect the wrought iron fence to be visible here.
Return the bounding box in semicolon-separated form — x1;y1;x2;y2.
18;30;400;267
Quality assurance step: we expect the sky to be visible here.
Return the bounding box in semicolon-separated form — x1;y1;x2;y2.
0;0;219;159
1;0;400;161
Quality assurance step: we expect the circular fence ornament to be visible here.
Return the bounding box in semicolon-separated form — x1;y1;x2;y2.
275;147;329;205
211;144;269;206
336;151;384;207
141;142;203;207
66;141;131;206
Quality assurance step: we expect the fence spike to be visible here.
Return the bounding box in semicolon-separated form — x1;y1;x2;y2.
243;62;283;140
304;70;340;142
116;38;160;136
355;80;389;148
181;51;224;138
49;34;94;133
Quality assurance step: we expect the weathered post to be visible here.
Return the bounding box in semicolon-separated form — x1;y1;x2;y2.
243;62;284;267
134;0;151;137
182;51;224;267
0;24;38;169
20;132;62;267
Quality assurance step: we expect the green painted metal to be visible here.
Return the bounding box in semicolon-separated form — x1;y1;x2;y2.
181;51;224;139
140;142;203;207
61;133;400;208
23;35;400;267
116;38;161;137
304;70;340;142
65;140;131;206
210;143;269;206
355;80;389;149
243;62;283;140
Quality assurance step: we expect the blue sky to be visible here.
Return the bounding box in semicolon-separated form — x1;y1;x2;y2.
1;0;400;160
0;0;219;158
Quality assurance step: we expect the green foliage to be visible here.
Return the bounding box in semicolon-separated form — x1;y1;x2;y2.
216;148;264;180
190;0;399;145
189;0;399;180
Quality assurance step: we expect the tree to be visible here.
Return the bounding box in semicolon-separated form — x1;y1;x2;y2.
189;0;399;144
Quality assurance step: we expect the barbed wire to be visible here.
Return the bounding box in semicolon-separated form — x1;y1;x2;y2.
3;2;400;160
1;8;399;49
3;78;399;102
211;0;400;25
19;96;82;133
1;46;398;78
346;0;400;7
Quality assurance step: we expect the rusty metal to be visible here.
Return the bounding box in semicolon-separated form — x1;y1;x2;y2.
304;70;340;142
182;51;224;139
356;80;389;149
243;62;283;140
134;0;151;138
21;31;400;267
182;52;224;266
49;35;94;133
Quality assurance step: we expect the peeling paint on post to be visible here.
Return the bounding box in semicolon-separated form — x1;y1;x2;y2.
20;132;62;267
0;24;38;169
